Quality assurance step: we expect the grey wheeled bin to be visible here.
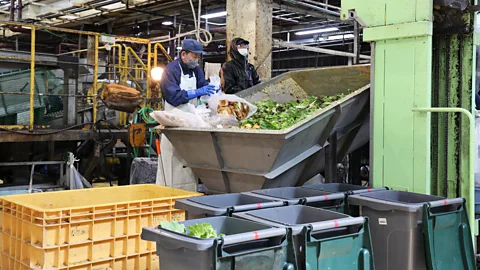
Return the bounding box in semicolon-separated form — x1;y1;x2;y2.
175;193;286;219
141;216;294;270
302;183;386;194
302;184;387;215
348;190;464;270
246;187;345;211
234;205;374;270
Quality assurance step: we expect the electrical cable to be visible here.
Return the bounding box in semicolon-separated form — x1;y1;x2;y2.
90;119;120;147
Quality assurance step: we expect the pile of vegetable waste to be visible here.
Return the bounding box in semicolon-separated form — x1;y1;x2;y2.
159;221;225;239
239;94;346;130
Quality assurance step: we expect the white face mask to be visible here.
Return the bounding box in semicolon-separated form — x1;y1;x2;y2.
238;48;248;57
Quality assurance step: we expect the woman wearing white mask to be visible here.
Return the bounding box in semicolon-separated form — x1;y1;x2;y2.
222;38;261;94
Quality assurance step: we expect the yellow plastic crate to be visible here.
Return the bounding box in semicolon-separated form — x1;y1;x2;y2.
0;185;201;269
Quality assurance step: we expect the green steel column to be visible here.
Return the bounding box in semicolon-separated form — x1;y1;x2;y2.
341;0;477;234
341;0;433;193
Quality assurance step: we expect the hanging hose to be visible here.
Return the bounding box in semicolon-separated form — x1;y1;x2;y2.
138;107;157;124
138;107;156;158
150;0;213;46
133;107;157;158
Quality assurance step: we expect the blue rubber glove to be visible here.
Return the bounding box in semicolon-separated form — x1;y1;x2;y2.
187;85;216;100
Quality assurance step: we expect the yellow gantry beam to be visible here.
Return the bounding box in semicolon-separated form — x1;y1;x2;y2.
29;27;35;130
93;35;99;123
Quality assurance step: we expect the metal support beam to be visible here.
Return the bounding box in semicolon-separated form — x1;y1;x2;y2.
274;40;371;60
0;48;58;65
0;161;65;166
281;0;340;17
0;129;128;142
325;132;338;183
29;27;35;130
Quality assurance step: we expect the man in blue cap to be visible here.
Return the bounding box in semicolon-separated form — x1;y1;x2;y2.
160;39;216;111
157;39;215;192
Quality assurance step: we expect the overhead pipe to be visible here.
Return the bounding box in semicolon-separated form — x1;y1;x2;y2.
7;0;29;33
9;0;14;21
281;0;340;17
167;27;175;59
301;0;341;11
155;25;176;58
16;0;21;21
273;39;371;60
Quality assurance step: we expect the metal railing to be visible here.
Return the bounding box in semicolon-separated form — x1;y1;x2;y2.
0;21;170;131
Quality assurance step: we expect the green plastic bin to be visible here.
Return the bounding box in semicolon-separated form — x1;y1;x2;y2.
234;205;374;270
141;216;295;270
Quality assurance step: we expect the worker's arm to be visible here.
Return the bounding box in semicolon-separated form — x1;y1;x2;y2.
222;63;243;94
250;65;261;85
160;65;189;107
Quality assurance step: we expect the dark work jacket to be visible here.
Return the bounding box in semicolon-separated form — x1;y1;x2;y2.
222;49;261;94
160;58;209;107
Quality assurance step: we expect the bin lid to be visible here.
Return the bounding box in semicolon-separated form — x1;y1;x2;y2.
234;205;353;234
142;216;286;250
251;187;331;200
348;190;446;212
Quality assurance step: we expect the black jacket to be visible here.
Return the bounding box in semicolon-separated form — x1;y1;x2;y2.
222;46;261;94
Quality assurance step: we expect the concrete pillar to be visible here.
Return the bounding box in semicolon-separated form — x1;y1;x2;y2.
226;0;272;80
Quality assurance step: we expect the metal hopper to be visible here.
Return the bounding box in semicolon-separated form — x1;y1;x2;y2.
161;64;371;193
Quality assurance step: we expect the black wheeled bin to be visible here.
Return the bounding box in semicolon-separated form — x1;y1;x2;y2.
175;193;286;219
141;216;294;270
246;187;345;211
348;190;474;270
302;183;385;194
302;183;387;215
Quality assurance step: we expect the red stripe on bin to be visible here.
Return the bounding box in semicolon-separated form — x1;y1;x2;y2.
324;195;329;200
443;200;447;206
257;203;262;209
333;220;339;228
367;189;371;192
253;232;259;240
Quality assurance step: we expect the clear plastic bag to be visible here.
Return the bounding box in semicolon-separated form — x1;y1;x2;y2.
200;75;222;105
206;114;239;128
150;109;210;128
208;91;257;120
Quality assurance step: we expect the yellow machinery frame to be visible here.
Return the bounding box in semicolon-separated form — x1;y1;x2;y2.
0;21;170;130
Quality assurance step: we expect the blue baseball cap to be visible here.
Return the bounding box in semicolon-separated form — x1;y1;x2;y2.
182;39;204;54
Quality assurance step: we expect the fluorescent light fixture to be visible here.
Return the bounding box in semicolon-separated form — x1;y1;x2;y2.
200;11;227;19
103;2;125;10
296;27;338;36
59;15;79;20
327;34;354;40
162;21;173;26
